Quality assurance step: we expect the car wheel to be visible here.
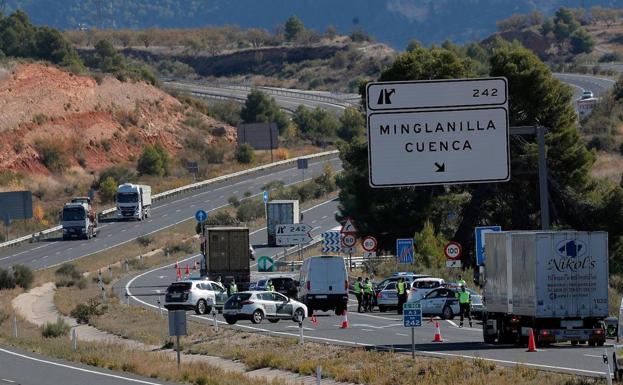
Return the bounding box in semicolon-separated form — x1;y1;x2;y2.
442;306;454;320
268;319;280;323
378;306;386;313
293;308;305;322
224;316;237;325
195;299;208;315
251;309;264;324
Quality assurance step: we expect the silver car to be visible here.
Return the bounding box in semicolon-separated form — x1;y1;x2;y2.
223;291;308;324
164;279;227;314
410;287;484;320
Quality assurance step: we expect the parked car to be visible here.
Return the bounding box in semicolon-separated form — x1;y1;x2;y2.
408;287;484;320
376;281;398;312
298;256;348;315
408;278;446;302
222;291;307;324
164;279;227;314
250;275;299;298
372;274;430;311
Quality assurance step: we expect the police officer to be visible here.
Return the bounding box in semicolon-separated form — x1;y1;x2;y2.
457;274;466;287
354;277;363;313
363;277;374;312
456;285;472;327
396;277;407;315
267;279;275;292
228;278;238;296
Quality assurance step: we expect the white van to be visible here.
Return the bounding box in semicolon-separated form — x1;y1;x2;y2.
298;256;348;315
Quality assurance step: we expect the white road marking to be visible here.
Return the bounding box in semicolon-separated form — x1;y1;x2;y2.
446;320;458;327
1;379;16;383
121;229;127;232
176;209;181;213
286;326;315;331
42;256;48;259
107;234;112;237
0;346;165;384
584;354;603;358
148;220;153;223
321;216;327;219
361;328;373;332
395;333;409;337
311;220;317;224
55;252;60;255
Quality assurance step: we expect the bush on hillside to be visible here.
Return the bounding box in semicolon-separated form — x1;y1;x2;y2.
35;139;70;173
234;143;255;164
137;144;170;176
236;199;264;222
42;318;71;337
71;298;105;324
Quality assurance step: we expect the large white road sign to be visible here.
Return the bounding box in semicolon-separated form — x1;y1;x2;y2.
366;78;509;187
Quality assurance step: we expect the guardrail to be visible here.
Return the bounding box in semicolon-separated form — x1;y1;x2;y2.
276;255;394;272
0;150;339;250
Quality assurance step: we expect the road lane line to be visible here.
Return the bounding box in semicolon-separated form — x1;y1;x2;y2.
446;320;458;327
395;333;408;337
0;348;167;385
1;379;16;383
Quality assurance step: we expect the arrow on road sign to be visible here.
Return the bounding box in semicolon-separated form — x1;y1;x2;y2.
434;162;445;172
276;234;312;245
257;256;275;272
276;223;312;236
340;217;358;234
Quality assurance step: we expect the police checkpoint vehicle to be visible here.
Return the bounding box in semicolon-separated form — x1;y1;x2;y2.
164;279;227;314
407;287;484;320
223;291;307;324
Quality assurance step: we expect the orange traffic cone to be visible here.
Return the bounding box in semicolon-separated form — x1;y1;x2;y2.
432;322;443;342
311;315;318;326
340;310;349;329
527;328;537;352
176;266;182;280
185;264;190;277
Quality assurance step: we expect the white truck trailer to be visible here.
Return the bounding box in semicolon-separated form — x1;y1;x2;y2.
115;183;152;221
482;231;608;346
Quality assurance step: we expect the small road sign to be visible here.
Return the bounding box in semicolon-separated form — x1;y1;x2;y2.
444;242;462;260
297;158;308;169
340;217;358;234
363;251;377;259
257;256;275;272
276;223;312;236
403;302;422;327
446;260;462;268
342;246;356;254
475;226;501;266
396;238;414;264
263;191;269;204
276;234;313;245
195;209;208;223
168;310;187;336
342;233;356;248
365;77;509;188
362;236;378;252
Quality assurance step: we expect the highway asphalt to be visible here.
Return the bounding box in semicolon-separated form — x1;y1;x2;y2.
0;345;177;385
554;72;615;99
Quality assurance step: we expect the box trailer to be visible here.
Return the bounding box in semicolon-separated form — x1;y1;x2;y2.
483;231;608;346
201;227;250;284
266;200;299;246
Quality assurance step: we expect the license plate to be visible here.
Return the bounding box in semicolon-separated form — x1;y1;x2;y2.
315;295;327;299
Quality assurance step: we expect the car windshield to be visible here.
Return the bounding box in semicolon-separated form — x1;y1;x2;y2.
167;282;191;293
62;207;85;221
117;192;138;203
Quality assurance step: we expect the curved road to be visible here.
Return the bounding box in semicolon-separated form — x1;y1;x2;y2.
554;72;615;100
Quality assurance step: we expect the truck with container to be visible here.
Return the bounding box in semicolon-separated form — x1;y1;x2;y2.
482;231;608;346
266;200;300;246
200;227;251;286
61;199;98;240
115;183;151;221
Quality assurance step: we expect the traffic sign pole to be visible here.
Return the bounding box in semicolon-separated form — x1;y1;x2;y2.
411;327;415;359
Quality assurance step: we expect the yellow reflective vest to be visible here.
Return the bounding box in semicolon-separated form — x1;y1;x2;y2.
397;281;406;295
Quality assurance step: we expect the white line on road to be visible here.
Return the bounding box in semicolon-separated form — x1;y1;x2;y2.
395;333;409;337
584;354;603;358
176;209;181;213
286;326;315;331
446;320;458;327
361;328;373;332
321;216;327;219
0;348;166;385
1;379;15;383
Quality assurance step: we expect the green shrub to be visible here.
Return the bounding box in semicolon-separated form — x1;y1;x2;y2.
55;264;82;280
236;199;264;222
204;145;226;164
99;176;118;204
0;268;16;289
42;318;71;338
12;265;34;289
137;144;170;176
136;235;153;247
165;240;194;254
587;135;614;152
228;195;240;207
71;298;105;324
234;143;255;164
54;263;85;287
35;138;69;173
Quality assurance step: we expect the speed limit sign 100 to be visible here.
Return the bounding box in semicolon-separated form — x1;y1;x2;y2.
444;242;462;260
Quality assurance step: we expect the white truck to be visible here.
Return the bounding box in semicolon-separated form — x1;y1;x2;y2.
115;183;152;221
61;201;98;240
482;231;609;346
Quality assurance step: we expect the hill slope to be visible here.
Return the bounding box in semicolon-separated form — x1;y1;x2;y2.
5;0;622;49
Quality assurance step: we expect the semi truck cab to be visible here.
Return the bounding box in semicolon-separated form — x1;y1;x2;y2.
116;183;151;221
61;202;98;240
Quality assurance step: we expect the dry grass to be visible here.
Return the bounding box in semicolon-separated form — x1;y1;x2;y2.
592;152;623;182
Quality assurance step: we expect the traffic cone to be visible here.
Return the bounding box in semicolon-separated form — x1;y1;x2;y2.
340;310;349;329
311;315;318;326
185;264;190;277
432;322;443;342
527;328;537;352
176;266;182;280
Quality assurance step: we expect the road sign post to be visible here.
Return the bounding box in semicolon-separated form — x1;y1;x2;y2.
168;310;187;370
263;190;269;223
195;209;207;223
403;302;421;359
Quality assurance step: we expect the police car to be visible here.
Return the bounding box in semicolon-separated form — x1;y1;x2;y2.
407;287;484;320
164;279;227;314
222;291;307;324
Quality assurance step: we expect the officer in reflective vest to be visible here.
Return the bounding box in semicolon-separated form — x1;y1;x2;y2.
228;279;238;296
363;278;374;312
396;277;407;315
354;277;363;313
267;279;275;292
456;285;472;327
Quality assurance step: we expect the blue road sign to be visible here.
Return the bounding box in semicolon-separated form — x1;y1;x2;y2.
195;209;208;223
403;303;421;327
396;238;414;264
475;226;501;265
263;190;269;204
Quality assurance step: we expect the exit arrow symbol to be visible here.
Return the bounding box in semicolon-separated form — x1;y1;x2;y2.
435;162;445;172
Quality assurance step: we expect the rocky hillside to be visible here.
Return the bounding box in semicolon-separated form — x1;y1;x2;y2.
0;63;235;177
